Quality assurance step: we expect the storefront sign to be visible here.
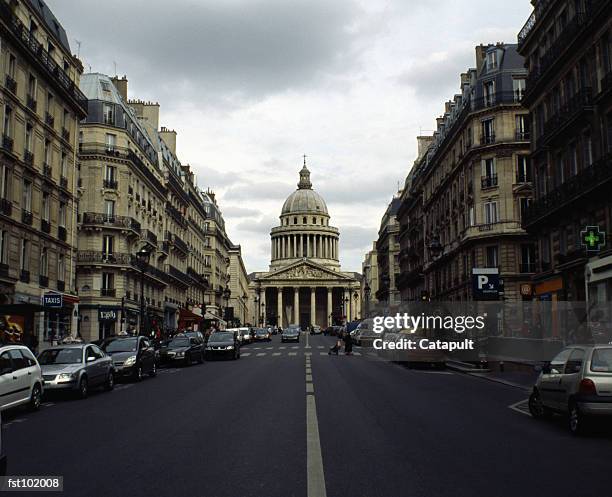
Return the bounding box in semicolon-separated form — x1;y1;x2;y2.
472;268;501;300
520;284;532;297
98;308;118;322
581;225;606;253
42;293;63;308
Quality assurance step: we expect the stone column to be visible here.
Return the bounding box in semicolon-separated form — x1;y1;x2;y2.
293;235;297;258
277;287;283;328
310;287;316;327
299;234;303;258
307;234;310;258
327;288;333;326
261;288;267;326
344;288;350;321
294;287;300;325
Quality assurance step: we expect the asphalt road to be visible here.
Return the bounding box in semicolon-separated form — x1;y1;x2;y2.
3;333;612;497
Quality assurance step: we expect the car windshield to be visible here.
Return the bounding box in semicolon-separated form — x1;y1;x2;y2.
169;338;190;347
209;333;233;342
256;329;267;335
104;338;138;353
591;348;612;372
38;348;82;365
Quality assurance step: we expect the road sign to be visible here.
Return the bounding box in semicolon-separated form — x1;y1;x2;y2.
42;293;63;308
472;268;501;300
581;225;606;253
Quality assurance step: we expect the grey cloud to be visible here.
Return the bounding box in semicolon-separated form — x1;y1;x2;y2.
234;215;279;235
190;165;244;189
48;0;364;105
222;206;263;218
338;225;377;251
224;181;293;201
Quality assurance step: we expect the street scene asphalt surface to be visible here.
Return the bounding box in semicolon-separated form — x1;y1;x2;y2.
4;333;612;497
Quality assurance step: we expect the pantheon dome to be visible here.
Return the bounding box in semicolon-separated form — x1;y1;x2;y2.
270;165;340;271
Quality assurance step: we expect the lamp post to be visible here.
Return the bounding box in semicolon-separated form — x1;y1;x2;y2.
353;291;359;319
343;296;349;324
135;245;152;337
223;285;231;326
260;302;266;327
427;234;443;298
364;283;371;318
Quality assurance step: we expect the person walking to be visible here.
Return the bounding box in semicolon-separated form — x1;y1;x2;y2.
328;336;341;355
344;330;353;355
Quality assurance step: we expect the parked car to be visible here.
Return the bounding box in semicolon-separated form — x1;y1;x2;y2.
0;345;43;412
310;325;322;335
182;331;205;345
529;345;612;434
205;332;240;360
100;336;157;381
38;344;115;398
239;328;252;344
159;336;204;366
282;326;301;343
254;328;271;342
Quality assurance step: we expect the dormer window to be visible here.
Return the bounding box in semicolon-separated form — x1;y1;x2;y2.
486;50;498;70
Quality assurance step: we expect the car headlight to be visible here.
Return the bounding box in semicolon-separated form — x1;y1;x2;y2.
57;372;75;381
205;346;212;350
176;351;185;357
226;345;234;350
124;355;137;366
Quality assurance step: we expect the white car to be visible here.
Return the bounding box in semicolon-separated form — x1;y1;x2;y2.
0;345;44;412
239;328;251;344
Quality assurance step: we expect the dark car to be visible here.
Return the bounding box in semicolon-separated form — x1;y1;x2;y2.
182;331;205;345
100;336;157;381
282;326;300;343
254;328;271;342
205;332;240;360
160;337;204;366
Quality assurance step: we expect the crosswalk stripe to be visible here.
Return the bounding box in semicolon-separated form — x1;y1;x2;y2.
289;352;297;356
266;347;273;350
291;346;299;349
317;346;324;349
353;352;361;356
279;346;286;349
241;352;251;356
256;353;266;357
319;352;327;355
272;352;281;356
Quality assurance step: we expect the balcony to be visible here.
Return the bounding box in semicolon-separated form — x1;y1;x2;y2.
173;236;189;256
101;288;116;297
57;280;65;292
45;112;54;127
1;134;13;153
19;270;29;283
524;154;612;227
59;176;68;189
103;179;118;190
26;94;37;112
41;219;51;233
81;212;141;232
77;251;132;265
540;88;593;146
4;74;16;93
61;128;70;142
166;265;190;288
141;229;158;247
39;275;49;287
23;149;34;166
43;163;52;176
481;175;498;189
515;131;530;142
472;91;523;111
0;2;88;116
58;226;67;242
519;262;536;273
0;198;11;216
21;209;32;225
480;133;496;146
463;220;523;239
166;203;187;228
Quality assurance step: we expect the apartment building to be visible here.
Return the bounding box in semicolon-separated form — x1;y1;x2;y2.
0;0;86;344
375;196;401;307
519;0;612;305
361;242;379;316
228;243;249;326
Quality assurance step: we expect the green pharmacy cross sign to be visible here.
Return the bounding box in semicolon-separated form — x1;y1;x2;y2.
581;226;606;253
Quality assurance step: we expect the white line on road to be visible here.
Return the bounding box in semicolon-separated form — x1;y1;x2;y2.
289;352;297;356
306;383;314;393
306;368;312;374
304;352;312;356
241;352;251;357
266;347;273;350
306;374;313;382
291;346;299;349
272;352;281;356
319;352;327;356
279;346;287;350
317;346;324;349
256;353;266;357
508;399;531;417
306;394;327;497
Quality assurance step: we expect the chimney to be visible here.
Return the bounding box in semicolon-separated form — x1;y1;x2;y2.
111;75;128;101
130;100;160;134
160;127;177;155
416;135;433;161
474;44;488;72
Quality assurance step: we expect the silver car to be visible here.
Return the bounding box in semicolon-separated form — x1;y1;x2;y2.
529;345;612;434
38;344;115;398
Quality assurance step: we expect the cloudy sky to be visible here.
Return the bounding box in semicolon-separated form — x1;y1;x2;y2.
48;0;531;273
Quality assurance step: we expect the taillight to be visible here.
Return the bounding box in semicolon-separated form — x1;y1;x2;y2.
579;378;597;395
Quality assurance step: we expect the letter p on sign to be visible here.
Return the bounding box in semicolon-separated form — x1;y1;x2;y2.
477;275;488;289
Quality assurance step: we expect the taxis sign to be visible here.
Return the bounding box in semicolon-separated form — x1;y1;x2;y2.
42;293;63;308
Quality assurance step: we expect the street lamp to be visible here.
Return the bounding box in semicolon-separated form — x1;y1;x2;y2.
428;234;443;258
364;283;371;318
260;302;266;327
343;296;349;323
135;245;153;336
353;291;359;319
223;285;231;323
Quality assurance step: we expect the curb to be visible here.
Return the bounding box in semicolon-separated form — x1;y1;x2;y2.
445;361;491;374
458;370;532;392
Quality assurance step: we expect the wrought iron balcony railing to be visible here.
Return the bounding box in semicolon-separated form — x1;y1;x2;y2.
4;74;16;93
481;174;498;189
81;212;141;232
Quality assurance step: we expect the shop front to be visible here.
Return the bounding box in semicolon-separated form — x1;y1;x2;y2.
178;306;203;331
41;292;79;346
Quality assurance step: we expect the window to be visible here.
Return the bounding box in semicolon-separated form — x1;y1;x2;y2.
103;104;114;125
541;235;551;266
486;50;498;70
555;153;565;186
102;235;114;256
42;192;50;221
0;163;9;199
44;139;51;166
105;165;116;182
481;119;494;144
40;247;48;277
515;114;529;140
559;228;567;255
483;80;495;106
583;133;593;167
8;350;27;371
7;54;15;78
20;239;28;271
58;254;65;282
105;133;116;151
3;105;12;136
46;92;54;115
483;201;498;224
564;349;585;374
59;202;66;227
102;272;114;290
303;217;307;224
22;180;32;211
62;109;69;130
516;156;531;182
569;143;578;176
293;217;297;225
486;246;498;268
521;244;536;273
0;230;7;264
61;152;67;179
104;200;115;217
28;74;37;99
606;111;612;153
513;78;526;101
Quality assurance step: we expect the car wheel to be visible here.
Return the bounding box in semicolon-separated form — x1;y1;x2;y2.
528;390;547;419
569;401;588;435
237;350;241;359
149;362;157;377
77;377;88;399
29;383;42;411
104;371;115;391
134;366;143;382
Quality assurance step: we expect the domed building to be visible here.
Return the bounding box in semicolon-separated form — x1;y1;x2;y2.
249;162;361;329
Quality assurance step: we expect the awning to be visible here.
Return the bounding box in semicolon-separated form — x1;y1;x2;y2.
179;308;202;322
0;303;46;314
